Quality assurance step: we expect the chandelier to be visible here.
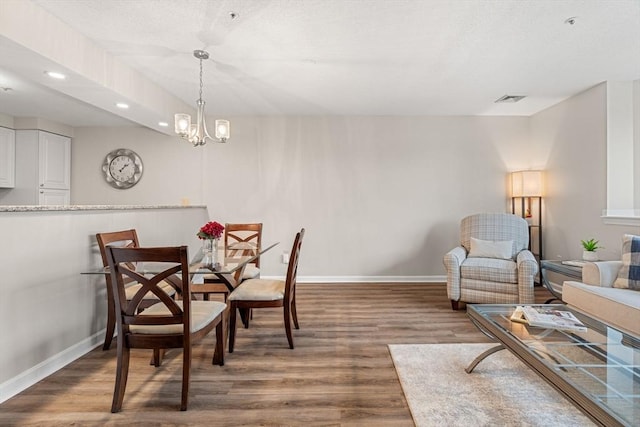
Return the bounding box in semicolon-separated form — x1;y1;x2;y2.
174;50;230;146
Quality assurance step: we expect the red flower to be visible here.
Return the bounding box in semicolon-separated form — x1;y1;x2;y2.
197;221;224;240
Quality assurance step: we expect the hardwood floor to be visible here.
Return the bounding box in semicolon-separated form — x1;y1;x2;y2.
0;283;554;426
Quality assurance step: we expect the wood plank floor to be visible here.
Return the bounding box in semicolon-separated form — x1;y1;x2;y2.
0;283;554;426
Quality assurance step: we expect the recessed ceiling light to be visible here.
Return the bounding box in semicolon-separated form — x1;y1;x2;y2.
116;102;129;109
564;16;577;25
495;95;526;103
45;71;66;80
158;121;169;127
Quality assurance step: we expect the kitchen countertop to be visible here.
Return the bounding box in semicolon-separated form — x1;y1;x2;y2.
0;205;206;212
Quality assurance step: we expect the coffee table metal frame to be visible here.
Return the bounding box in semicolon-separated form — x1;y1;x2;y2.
467;304;638;427
540;260;583;303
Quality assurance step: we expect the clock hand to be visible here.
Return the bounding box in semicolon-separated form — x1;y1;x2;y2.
119;163;130;173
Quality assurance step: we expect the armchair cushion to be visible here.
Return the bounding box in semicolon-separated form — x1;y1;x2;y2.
461;258;517;283
468;237;513;260
614;234;640;290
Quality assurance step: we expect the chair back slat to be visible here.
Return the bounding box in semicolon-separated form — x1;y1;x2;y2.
225;223;263;267
96;229;140;284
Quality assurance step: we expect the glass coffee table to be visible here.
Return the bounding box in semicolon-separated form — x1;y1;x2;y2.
467;304;639;427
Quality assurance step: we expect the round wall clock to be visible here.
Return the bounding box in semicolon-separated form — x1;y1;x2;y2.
102;148;143;189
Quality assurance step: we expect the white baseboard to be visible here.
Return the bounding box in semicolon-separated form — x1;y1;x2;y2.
0;330;104;404
263;275;446;283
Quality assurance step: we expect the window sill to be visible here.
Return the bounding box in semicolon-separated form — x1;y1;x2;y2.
601;210;640;226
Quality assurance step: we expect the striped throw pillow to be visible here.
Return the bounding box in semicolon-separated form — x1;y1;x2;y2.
614;234;640;290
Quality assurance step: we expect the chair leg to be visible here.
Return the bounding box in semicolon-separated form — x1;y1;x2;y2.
180;344;191;411
213;319;225;366
111;345;130;413
451;300;461;310
103;290;116;351
284;304;294;349
228;303;238;353
151;349;164;367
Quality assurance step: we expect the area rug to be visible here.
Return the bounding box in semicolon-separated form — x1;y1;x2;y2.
388;343;594;426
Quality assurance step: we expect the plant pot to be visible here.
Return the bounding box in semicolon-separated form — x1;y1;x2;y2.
582;250;598;262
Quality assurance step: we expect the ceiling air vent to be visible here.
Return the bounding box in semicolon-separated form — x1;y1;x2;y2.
495;94;526;103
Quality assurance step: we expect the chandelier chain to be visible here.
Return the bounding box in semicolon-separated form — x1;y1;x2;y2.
198;57;204;102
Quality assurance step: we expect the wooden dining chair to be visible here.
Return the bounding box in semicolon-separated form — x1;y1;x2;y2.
199;223;263;302
228;228;305;352
105;245;227;412
96;229;177;350
224;223;263;280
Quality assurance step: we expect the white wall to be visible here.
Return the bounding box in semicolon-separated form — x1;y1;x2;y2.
71;126;205;206
71;116;534;279
531;83;639;261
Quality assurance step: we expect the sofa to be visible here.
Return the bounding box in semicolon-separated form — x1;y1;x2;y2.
563;260;640;337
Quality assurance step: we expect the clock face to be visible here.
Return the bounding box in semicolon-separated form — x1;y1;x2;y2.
102;149;143;189
108;155;135;182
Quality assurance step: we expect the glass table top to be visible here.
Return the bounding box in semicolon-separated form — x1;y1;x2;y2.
83;242;278;276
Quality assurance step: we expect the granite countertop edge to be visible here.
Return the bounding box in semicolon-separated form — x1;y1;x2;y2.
0;205;207;212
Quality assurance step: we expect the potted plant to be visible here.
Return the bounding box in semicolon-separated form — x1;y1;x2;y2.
581;238;602;261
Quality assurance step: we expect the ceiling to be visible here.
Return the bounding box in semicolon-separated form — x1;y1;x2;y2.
0;0;639;132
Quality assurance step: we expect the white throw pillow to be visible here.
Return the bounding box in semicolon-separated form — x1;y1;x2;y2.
468;237;513;260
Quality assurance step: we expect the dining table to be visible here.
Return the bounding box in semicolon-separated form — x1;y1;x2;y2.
83;241;279;295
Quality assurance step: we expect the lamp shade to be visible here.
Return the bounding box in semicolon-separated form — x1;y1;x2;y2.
511;170;544;197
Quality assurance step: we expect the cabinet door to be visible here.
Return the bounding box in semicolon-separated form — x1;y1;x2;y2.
38;189;70;205
39;132;70;189
0;127;15;188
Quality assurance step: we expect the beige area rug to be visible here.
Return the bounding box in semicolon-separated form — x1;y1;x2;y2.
389;343;594;426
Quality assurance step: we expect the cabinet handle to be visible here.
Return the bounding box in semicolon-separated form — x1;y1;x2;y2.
40;190;44;193
40;183;44;187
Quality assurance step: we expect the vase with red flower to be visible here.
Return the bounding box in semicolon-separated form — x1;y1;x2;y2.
197;221;224;266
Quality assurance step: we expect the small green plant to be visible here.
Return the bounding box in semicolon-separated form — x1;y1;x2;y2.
581;238;602;252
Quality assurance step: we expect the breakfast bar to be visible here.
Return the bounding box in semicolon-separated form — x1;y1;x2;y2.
0;204;209;401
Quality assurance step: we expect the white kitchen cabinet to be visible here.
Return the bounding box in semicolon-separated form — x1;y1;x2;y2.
38;131;71;190
1;130;71;205
0;127;16;188
38;189;70;205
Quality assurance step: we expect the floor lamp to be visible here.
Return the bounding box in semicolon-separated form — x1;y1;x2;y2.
510;170;543;264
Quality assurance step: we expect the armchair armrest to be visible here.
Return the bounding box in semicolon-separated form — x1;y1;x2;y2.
443;246;467;301
444;246;467;268
516;250;539;275
582;261;623;287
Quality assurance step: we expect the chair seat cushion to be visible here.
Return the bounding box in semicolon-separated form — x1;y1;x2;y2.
461;257;518;283
242;265;260;280
125;279;176;300
130;300;226;335
228;279;285;301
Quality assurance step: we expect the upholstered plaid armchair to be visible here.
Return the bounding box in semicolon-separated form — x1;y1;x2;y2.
443;213;538;310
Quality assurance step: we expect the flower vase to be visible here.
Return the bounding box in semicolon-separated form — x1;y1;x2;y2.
202;238;218;266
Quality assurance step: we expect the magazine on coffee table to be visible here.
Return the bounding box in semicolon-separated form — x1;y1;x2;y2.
510;306;587;332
